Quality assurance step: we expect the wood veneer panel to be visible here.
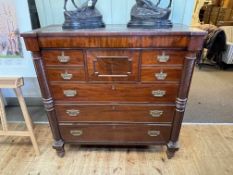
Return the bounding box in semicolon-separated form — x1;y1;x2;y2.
51;84;179;103
55;104;175;123
59;124;171;143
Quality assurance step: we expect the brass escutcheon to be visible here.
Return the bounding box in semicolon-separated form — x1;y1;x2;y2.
157;52;170;63
61;72;73;80
66;109;80;117
148;130;160;137
70;130;83;137
150;110;164;117
152;90;166;97
63;90;77;97
155;71;168;80
58;51;70;63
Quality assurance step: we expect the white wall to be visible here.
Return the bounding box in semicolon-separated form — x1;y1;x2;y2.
0;0;36;77
35;0;195;27
0;0;39;98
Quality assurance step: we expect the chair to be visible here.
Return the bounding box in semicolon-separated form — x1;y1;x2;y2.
0;77;40;156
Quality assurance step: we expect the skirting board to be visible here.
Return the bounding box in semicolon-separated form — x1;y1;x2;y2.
5;97;42;106
7;121;233;125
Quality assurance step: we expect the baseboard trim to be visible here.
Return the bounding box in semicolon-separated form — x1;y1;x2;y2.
8;121;233;125
183;122;233;126
6;97;43;106
8;121;49;125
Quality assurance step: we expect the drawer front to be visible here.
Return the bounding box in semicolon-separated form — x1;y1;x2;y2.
42;50;84;66
141;67;183;82
38;36;189;48
46;68;85;81
55;105;175;123
59;124;171;143
51;84;179;102
142;51;186;65
87;50;140;82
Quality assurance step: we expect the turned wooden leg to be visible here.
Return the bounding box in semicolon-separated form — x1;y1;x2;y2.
166;141;179;159
53;140;65;157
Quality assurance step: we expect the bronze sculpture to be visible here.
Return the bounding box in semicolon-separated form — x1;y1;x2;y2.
128;0;173;29
62;0;105;30
64;0;78;11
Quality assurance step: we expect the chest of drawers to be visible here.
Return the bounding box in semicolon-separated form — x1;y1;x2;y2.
22;25;206;158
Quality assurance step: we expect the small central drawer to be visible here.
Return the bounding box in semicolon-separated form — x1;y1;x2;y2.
55;104;175;123
42;50;84;66
141;67;183;83
51;84;179;103
46;68;85;82
86;50;140;82
142;50;186;66
59;124;171;144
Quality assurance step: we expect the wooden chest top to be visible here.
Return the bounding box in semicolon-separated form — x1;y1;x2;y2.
21;25;206;50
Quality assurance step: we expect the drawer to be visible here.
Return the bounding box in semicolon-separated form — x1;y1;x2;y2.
141;67;183;82
51;84;179;102
42;50;84;66
86;50;140;82
59;124;171;144
142;50;186;66
46;68;85;81
55;104;175;123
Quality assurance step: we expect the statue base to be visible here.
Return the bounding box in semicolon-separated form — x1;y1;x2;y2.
127;18;173;29
62;11;105;30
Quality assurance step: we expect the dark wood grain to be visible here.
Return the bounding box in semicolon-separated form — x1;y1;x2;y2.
38;36;189;48
22;25;206;158
141;50;186;66
42;50;84;66
31;52;65;157
141;67;183;83
59;124;172;144
22;37;40;52
86;50;140;82
167;53;197;159
51;84;179;103
55;104;175;123
46;67;86;82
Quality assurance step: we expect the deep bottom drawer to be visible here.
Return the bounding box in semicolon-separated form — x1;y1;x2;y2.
59;124;171;144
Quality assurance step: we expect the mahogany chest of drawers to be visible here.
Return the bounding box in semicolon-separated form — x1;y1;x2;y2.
22;25;206;158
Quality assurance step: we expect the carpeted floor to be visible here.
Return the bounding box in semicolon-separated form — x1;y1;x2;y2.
185;67;233;123
5;67;233;123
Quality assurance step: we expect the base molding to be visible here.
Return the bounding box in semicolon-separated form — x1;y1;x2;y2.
5;97;42;106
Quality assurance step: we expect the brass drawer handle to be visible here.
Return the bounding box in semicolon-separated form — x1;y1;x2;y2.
155;71;167;80
150;110;163;118
61;72;73;80
148;130;160;137
157;52;170;63
58;51;70;63
152;90;166;97
63;90;77;97
66;110;80;117
70;130;83;137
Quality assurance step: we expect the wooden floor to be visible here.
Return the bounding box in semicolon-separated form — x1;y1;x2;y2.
0;124;233;175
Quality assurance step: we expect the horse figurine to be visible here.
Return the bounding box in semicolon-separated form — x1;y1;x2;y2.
128;0;173;29
62;0;105;29
64;0;78;11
